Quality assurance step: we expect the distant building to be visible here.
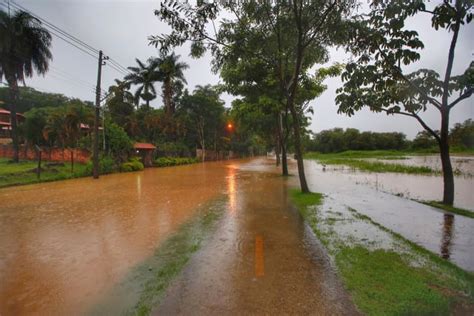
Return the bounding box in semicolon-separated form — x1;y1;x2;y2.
134;142;156;167
0;108;25;140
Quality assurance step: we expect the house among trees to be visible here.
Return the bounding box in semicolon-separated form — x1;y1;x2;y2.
134;142;156;167
0;108;25;141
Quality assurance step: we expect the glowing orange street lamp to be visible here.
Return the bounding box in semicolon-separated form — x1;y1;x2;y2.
227;123;233;130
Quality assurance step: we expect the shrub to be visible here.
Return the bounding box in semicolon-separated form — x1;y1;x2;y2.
85;156;115;175
120;157;144;172
154;157;199;167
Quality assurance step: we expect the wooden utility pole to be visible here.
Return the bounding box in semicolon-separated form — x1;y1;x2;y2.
93;50;106;179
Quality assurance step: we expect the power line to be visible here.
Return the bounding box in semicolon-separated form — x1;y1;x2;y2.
108;57;132;75
1;1;135;102
7;1;133;78
0;1;98;60
9;0;100;55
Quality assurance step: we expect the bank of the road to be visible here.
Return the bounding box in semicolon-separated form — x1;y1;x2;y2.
290;188;474;315
0;156;198;189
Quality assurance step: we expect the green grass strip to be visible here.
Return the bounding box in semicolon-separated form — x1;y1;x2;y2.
0;158;89;188
289;189;474;316
420;200;474;219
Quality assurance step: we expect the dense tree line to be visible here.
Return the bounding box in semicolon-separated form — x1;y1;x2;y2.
307;128;407;153
307;120;474;153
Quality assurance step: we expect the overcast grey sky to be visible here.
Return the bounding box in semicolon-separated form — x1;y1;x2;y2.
4;0;474;139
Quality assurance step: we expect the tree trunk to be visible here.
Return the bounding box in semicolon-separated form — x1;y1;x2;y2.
278;111;289;176
202;140;205;162
7;78;20;163
440;111;454;205
71;149;74;173
164;78;173;114
275;131;281;167
288;103;308;192
281;139;288;176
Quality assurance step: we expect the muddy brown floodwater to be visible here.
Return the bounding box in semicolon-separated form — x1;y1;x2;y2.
0;158;358;315
0;162;233;315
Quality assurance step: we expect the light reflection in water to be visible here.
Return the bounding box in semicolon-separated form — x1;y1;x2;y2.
227;165;237;214
136;174;142;198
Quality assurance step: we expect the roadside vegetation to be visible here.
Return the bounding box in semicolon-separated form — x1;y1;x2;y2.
305;125;474;155
0;158;88;188
420;200;474;219
0;156;145;188
154;157;198;167
290;189;474;316
90;198;225;316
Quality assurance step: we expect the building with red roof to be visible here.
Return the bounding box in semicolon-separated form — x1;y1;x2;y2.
0;108;25;139
133;142;156;167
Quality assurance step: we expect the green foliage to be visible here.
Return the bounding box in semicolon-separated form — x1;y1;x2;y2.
0;10;52;86
154;157;198;167
154;53;189;114
450;119;474;149
177;85;226;152
0;87;75;113
105;121;132;163
308;127;408;153
336;1;473;116
124;58;161;108
85;156;115;175
120;157;144;172
23;107;50;145
412;130;438;150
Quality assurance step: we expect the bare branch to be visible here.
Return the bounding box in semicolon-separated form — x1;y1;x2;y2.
449;87;473;109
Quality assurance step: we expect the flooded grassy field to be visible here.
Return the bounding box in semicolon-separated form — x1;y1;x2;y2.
302;159;474;271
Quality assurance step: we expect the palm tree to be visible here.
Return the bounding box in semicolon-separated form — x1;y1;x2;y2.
0;10;52;162
107;79;134;104
155;53;188;115
124;58;160;109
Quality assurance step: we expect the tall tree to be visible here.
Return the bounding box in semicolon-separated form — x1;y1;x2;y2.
125;58;160;109
0;9;52;162
154;53;188;115
336;0;473;205
151;0;354;192
178;85;225;161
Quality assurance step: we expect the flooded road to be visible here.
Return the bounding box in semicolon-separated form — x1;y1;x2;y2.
0;158;358;315
155;159;358;315
302;160;474;271
0;162;234;315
